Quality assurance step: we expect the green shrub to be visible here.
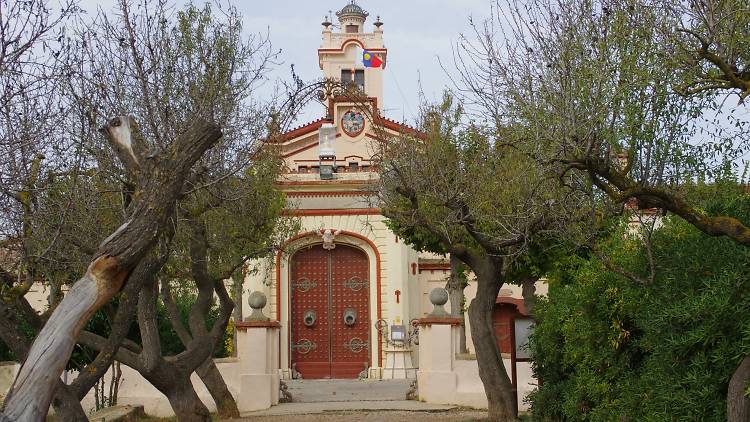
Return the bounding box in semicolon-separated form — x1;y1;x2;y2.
529;187;750;421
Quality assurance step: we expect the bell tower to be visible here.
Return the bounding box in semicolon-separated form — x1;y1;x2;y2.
318;1;387;108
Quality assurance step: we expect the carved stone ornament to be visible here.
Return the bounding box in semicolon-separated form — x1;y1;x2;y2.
320;228;342;250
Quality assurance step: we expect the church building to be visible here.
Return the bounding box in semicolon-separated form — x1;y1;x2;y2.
243;1;539;382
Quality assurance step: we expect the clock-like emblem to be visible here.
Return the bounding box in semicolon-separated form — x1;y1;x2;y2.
341;110;365;137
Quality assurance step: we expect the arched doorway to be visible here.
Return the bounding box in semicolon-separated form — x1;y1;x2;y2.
290;243;370;379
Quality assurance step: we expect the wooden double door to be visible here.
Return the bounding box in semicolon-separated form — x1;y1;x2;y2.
290;244;370;379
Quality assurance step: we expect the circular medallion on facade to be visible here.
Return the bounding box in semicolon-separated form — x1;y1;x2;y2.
341;110;365;137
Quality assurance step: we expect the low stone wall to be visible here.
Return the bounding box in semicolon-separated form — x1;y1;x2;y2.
415;314;535;412
76;358;241;417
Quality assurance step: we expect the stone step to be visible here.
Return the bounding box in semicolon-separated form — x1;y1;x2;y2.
284;379;411;402
240;400;455;417
87;404;146;422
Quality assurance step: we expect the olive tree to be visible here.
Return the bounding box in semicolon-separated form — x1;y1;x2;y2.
377;94;585;421
452;0;750;419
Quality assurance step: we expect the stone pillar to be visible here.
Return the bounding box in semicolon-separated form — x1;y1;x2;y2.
416;288;462;403
236;292;280;412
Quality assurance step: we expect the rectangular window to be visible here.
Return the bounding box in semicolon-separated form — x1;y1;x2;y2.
346;24;359;33
340;69;365;91
353;69;364;91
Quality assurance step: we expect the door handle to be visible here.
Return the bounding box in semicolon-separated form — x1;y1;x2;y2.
343;308;357;326
303;310;317;327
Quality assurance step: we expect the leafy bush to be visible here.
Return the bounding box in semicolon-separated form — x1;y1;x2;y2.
529;186;750;421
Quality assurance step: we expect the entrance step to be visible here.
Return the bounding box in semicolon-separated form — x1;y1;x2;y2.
87;404;146;421
285;379;411;402
239;400;455;417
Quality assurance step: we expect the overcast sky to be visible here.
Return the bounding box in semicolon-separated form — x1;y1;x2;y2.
76;0;492;125
235;0;491;123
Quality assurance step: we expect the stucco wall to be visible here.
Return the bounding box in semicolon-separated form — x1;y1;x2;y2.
76;358;241;417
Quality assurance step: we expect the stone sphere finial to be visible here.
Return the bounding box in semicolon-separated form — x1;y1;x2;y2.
428;288;450;317
246;291;270;322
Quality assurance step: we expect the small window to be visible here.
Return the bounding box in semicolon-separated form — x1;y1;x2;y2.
353;70;364;91
298;165;308;173
349;162;359;171
346;24;359;33
340;69;365;91
340;69;352;83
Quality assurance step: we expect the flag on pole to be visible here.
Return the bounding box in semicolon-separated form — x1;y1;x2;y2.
355;46;383;68
362;49;383;68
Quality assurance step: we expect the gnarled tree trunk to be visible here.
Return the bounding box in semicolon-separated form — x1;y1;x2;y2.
0;301;88;421
446;254;468;353
0;116;221;422
728;355;750;422
466;256;517;422
195;358;240;419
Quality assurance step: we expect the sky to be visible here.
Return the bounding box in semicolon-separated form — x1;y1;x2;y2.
233;0;491;124
75;0;493;125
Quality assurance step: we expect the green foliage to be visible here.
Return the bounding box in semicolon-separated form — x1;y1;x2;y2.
153;289;230;358
529;186;750;421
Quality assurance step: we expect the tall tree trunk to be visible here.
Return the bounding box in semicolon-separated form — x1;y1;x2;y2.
0;299;88;421
71;248;171;400
446;254;468;353
0;117;221;422
232;279;243;357
521;277;537;315
728;355;750;422
50;380;89;422
158;373;212;422
468;260;517;422
195;358;240;418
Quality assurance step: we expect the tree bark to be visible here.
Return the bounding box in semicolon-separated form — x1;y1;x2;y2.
232;279;243;356
71;237;174;400
520;277;537;315
0;300;88;422
162;378;212;422
466;256;518;422
0;117;221;422
161;281;240;419
446;254;468;353
728;355;750;422
50;380;89;422
195;358;240;418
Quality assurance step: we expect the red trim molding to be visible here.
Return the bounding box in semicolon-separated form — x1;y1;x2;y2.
282;141;318;158
285;191;366;198
276;179;374;187
419;263;450;273
417;316;463;326
236;320;281;329
282;208;380;217
495;297;530;317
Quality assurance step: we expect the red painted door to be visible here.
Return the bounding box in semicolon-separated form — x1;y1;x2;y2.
290;244;370;379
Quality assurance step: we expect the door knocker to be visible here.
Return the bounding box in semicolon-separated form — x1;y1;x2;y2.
303;310;317;327
343;308;357;326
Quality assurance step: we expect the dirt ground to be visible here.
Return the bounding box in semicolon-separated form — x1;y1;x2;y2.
226;409;488;422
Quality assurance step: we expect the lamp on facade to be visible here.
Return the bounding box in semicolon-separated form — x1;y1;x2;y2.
319;123;336;180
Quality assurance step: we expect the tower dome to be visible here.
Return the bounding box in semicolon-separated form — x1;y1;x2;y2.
336;1;368;33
